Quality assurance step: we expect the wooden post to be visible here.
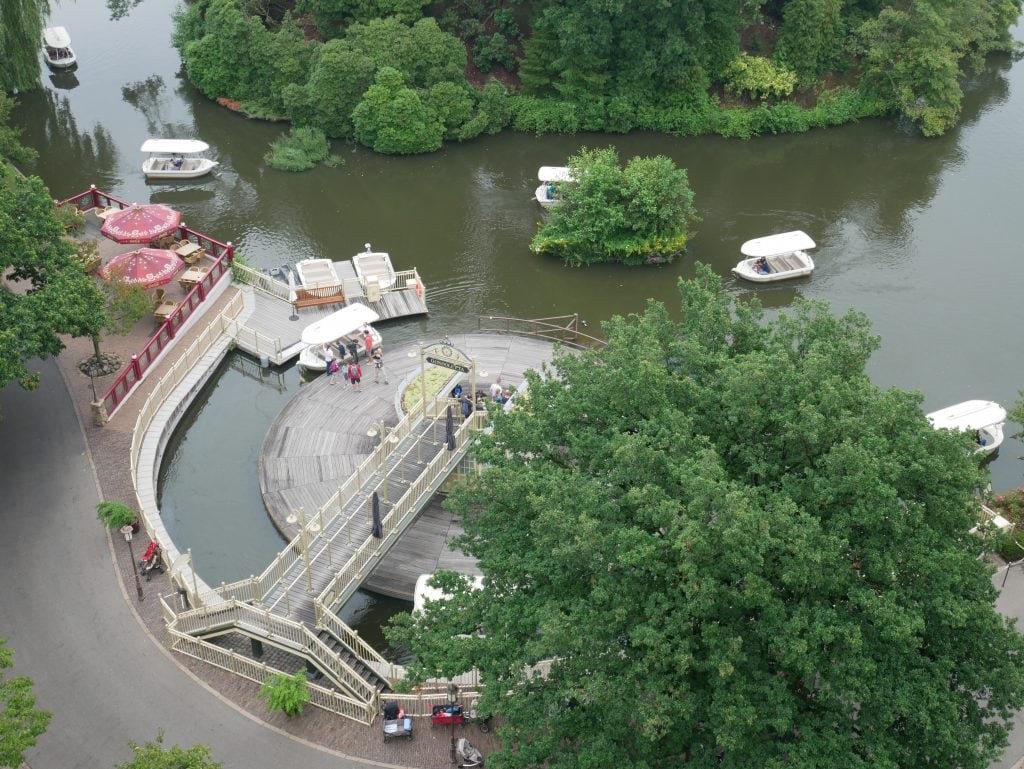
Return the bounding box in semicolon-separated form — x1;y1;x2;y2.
420;346;427;421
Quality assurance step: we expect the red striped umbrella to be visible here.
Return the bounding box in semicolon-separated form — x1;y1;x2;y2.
100;203;181;244
97;248;184;288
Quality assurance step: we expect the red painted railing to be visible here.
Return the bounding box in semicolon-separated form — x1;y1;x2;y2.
58;186;235;419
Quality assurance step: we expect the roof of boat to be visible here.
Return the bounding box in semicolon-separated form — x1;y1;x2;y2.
537;166;573;183
413;573;484;614
740;230;816;258
926;400;1007;431
300;303;380;345
140;139;210;154
43;27;72;47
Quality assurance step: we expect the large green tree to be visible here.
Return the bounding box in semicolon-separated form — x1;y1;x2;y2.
0;638;51;768
0;167;106;391
531;147;698;266
115;733;221;769
391;267;1024;769
0;0;47;93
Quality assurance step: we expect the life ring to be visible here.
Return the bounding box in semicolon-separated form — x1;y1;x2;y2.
415;280;424;298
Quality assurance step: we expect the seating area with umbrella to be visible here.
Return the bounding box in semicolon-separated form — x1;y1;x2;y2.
97;248;184;289
100;203;181;244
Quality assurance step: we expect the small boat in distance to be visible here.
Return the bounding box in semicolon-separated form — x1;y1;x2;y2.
141;139;218;180
927;400;1007;456
42;27;76;69
297;303;381;373
352;243;397;292
535;166;573;208
732;230;816;283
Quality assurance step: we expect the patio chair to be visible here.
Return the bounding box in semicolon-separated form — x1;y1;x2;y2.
151;288;166;308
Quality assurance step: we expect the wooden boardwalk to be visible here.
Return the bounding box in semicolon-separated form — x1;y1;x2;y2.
233;259;428;365
258;333;560;601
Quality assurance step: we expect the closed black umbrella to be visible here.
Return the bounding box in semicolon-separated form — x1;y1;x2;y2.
445;404;456;451
371;491;383;539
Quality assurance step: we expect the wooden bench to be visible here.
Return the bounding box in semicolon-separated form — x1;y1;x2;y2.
294;288;345;310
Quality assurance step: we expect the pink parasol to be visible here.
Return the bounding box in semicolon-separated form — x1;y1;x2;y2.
100;203;182;244
97;248;184;288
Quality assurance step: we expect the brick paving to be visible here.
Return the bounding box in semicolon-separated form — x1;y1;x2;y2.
52;279;501;766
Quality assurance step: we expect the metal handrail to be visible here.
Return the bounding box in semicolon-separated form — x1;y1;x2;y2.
477;313;606;348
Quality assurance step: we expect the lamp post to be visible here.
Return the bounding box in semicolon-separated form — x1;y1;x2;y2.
448;682;460;765
120;525;145;601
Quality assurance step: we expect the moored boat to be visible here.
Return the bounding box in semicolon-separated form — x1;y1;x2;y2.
927;399;1007;456
297;303;382;373
352;243;397;291
141;139;218;180
732;230;816;282
42;27;76;69
535;166;573;208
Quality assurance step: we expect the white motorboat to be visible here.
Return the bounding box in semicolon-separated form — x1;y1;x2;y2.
927;400;1007;456
352;243;396;291
535;166;573;208
297;303;381;373
42;27;76;69
294;258;341;291
141;139;218;180
732;230;816;282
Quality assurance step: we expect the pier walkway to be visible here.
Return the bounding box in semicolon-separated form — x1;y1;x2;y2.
164;334;561;714
229;262;428;365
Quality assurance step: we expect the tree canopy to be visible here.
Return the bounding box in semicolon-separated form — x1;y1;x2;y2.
531;147;698;266
0;166;106;392
0;638;51;769
174;0;1023;148
390;266;1024;769
115;733;221;769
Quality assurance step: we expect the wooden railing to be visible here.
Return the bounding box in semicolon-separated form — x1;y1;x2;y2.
230;261;424;304
315;409;486;613
58;186;236;418
478;313;606;349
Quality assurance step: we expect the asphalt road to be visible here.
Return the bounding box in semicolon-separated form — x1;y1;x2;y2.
0;359;377;769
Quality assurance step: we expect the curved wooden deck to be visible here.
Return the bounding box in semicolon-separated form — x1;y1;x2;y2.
258;333;560;600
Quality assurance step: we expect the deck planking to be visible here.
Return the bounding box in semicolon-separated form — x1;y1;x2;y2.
258;334;561;601
234;261;428;364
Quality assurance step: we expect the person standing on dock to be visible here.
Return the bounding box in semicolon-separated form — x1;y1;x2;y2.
347;359;362;390
372;347;388;384
346;338;359;362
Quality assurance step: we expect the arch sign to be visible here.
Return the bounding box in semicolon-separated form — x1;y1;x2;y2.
422;342;472;374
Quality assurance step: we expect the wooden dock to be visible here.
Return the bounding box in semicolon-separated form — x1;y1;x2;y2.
232;259;428;365
258;333;560;601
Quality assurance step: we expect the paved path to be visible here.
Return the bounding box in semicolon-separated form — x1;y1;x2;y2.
0;359;389;769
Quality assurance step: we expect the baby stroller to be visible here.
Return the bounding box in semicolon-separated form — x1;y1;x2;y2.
382;701;413;742
139;541;164;581
456;737;484;768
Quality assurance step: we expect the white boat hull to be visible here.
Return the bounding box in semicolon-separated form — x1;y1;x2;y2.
978;424;1004;456
297;329;383;373
143;158;218;179
44;52;76;68
535;184;560;208
927;400;1007;456
732;252;815;282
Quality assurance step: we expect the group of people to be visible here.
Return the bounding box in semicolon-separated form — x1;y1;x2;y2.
324;324;386;389
455;377;513;417
754;255;771;274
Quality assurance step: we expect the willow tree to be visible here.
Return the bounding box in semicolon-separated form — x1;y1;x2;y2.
391;266;1024;769
1;0;47;92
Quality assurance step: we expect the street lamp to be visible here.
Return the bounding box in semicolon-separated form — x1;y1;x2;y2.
120;525;145;601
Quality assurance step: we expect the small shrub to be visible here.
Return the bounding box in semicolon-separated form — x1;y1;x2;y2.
990;489;1024;525
258;671;310;717
97;501;137;531
724;53;798;101
264;126;329;172
55;204;86;234
474;33;516;72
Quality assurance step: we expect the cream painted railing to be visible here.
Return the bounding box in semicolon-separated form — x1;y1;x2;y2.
170;599;377;701
214;372;461;606
315;409;486;613
231;262;424;302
